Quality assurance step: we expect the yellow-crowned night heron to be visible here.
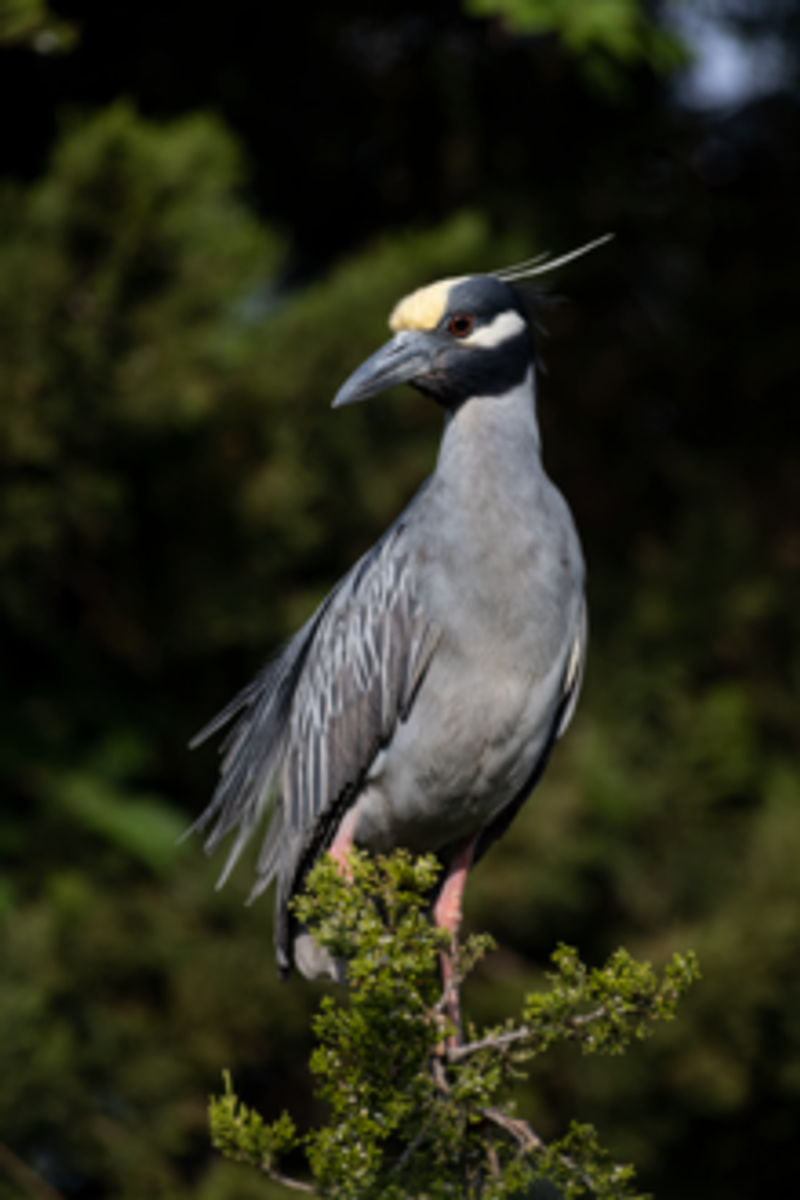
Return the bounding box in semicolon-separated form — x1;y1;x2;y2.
190;239;609;982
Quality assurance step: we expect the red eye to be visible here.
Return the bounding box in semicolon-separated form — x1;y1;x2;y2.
447;313;474;338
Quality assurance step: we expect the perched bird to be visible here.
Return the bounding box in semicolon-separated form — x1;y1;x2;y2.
191;239;609;983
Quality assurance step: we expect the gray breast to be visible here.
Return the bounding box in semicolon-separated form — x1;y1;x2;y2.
346;389;585;857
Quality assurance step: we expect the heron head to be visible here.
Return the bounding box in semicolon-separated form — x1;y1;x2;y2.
332;236;613;411
332;274;533;411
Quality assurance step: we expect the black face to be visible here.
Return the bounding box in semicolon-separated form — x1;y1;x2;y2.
332;274;538;412
413;276;534;408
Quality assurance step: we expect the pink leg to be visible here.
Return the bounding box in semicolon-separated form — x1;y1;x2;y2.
328;805;360;880
433;835;477;1046
434;836;476;937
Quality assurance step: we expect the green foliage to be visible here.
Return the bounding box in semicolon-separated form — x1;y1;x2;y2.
520;946;699;1057
211;851;698;1198
463;0;684;89
0;845;313;1200
35;735;186;873
0;0;75;52
0;100;278;655
210;1071;298;1179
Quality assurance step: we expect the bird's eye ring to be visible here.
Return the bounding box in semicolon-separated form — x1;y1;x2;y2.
447;313;474;338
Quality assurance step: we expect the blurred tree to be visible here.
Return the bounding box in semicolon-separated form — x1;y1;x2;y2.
465;0;684;91
0;0;75;52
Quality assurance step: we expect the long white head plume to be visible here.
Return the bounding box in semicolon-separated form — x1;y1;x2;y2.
495;233;614;283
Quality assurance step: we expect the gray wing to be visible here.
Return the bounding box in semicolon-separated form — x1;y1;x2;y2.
473;597;587;866
555;596;587;740
189;516;441;956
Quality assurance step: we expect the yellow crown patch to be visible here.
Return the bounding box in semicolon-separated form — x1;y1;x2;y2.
388;277;465;333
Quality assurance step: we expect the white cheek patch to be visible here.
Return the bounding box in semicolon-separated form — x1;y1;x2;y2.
463;309;526;348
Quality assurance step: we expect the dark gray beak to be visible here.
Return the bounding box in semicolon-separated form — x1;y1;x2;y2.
332;330;435;408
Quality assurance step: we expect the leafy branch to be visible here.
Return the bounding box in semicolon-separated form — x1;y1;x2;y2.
209;1070;306;1191
209;850;699;1199
452;944;699;1062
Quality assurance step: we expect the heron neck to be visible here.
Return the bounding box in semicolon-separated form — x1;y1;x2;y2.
435;368;542;488
425;366;554;637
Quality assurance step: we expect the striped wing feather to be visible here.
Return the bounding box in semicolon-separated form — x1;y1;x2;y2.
189;519;440;966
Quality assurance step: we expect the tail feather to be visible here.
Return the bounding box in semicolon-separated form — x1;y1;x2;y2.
188;673;264;750
185;613;326;885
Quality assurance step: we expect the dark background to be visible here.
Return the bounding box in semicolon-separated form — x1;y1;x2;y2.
2;1;800;1196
